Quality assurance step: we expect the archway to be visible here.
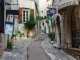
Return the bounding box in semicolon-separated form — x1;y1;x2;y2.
55;15;61;48
71;6;80;48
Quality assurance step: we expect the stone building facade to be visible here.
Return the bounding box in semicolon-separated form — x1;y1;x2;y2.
18;0;38;38
52;0;80;49
0;0;5;57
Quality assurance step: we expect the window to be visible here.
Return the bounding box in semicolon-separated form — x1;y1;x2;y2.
22;9;30;23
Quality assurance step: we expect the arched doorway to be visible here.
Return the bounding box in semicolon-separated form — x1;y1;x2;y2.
56;15;61;48
71;6;80;48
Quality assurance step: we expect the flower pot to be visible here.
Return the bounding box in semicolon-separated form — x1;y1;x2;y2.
27;30;33;38
4;48;7;51
13;36;16;40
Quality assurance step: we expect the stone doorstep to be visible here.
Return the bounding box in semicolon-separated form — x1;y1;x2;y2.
60;50;77;60
52;45;77;60
42;38;77;60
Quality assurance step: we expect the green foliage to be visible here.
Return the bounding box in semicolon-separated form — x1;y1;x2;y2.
18;31;24;37
24;14;36;30
11;34;16;39
51;21;55;29
48;32;55;41
7;41;13;48
18;31;21;34
12;34;16;37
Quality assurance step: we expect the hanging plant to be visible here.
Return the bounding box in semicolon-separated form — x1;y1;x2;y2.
24;14;36;30
24;20;36;30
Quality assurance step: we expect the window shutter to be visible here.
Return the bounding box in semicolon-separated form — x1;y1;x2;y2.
19;8;22;23
30;9;34;18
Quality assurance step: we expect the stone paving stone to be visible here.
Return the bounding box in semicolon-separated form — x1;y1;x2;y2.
0;39;34;60
1;34;76;60
41;37;77;60
0;34;42;60
27;34;51;60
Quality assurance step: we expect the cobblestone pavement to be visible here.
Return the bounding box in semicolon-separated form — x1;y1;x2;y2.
0;38;37;60
0;34;77;60
41;37;77;60
0;34;46;60
27;34;51;60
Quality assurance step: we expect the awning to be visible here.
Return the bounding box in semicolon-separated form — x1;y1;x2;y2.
6;10;19;15
58;0;79;10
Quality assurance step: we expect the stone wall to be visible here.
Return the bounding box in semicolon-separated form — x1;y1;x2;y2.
0;33;5;58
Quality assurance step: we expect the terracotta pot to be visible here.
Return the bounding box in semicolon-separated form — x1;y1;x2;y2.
4;48;7;51
13;36;16;40
7;46;11;49
27;30;33;38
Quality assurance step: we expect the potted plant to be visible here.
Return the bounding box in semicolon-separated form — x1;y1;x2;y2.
11;34;16;40
48;32;55;44
24;14;36;38
7;41;13;49
18;31;22;37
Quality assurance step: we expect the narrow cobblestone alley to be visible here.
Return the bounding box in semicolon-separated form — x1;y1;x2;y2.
0;34;76;60
27;34;51;60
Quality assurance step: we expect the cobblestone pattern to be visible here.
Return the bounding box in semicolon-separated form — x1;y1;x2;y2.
41;38;76;60
0;37;38;60
0;34;43;60
1;34;76;60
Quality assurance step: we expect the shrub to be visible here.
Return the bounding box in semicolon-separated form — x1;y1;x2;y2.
48;32;55;41
11;34;16;39
24;14;36;30
24;20;36;30
18;31;24;37
7;41;13;48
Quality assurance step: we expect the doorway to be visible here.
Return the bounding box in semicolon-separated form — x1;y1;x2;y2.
71;6;80;48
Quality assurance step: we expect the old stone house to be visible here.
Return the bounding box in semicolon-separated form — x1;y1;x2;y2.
52;0;80;59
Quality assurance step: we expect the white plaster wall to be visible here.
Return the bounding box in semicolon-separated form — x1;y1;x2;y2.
19;0;35;9
39;0;52;17
18;0;38;36
19;0;37;20
11;0;18;10
18;24;27;37
40;19;45;32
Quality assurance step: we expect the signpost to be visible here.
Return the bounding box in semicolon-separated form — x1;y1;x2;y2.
5;21;14;35
49;8;56;15
47;8;56;20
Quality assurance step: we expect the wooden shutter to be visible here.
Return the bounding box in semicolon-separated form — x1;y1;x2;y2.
19;8;22;23
30;9;34;18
